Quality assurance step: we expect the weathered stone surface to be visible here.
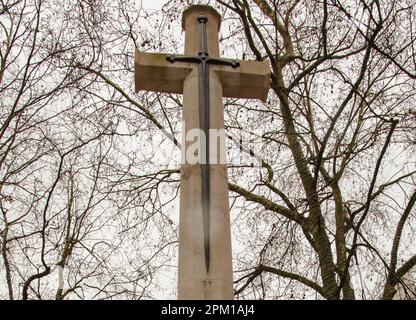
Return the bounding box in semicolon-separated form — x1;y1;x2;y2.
178;164;233;300
182;5;221;57
133;4;270;300
134;51;192;94
216;60;270;102
135;50;270;102
178;54;233;298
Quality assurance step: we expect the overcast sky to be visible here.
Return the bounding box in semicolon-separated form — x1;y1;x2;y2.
141;0;166;10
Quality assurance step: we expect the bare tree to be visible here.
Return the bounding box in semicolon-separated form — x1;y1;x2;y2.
1;0;179;299
1;0;415;300
207;0;416;300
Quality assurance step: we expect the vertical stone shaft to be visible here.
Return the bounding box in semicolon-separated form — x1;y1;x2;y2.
178;5;233;300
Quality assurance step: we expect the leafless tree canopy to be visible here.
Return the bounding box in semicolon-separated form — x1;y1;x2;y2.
0;0;415;300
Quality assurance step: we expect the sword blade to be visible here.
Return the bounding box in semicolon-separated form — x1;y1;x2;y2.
199;60;210;273
166;15;240;275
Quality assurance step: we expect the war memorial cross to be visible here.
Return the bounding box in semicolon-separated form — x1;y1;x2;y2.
134;5;269;299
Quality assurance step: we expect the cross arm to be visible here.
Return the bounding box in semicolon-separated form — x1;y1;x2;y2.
135;50;193;94
214;60;270;102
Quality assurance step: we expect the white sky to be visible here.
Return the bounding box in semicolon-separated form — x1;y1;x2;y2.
141;0;167;10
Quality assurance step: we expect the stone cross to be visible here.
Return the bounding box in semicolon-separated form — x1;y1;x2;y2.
135;5;269;300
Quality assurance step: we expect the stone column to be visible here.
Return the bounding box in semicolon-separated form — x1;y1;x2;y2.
178;5;234;300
